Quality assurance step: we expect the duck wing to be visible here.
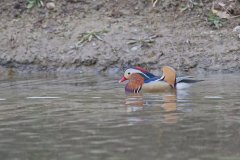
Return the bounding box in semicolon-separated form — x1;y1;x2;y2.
144;76;162;83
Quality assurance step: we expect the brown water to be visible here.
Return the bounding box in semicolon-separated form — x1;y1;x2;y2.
0;73;239;160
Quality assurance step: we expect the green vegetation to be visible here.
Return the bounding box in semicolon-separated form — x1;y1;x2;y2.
71;30;109;49
27;0;44;9
208;11;223;29
78;30;108;44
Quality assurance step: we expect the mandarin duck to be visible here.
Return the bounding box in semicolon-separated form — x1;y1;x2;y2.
119;66;202;93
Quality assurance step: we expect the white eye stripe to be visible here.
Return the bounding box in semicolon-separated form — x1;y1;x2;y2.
125;69;150;79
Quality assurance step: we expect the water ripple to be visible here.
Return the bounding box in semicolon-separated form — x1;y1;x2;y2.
0;74;239;160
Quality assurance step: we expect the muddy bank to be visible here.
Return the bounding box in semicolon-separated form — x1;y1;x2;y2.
0;0;240;75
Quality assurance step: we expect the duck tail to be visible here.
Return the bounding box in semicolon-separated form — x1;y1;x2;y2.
176;77;204;83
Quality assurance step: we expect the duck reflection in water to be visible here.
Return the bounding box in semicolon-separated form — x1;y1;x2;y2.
124;90;179;124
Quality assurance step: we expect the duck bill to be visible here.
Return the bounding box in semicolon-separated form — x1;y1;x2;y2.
119;76;127;83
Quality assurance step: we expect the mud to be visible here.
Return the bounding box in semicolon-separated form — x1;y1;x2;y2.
0;0;240;75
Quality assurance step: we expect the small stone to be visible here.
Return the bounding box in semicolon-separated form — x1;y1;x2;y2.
46;2;55;10
233;26;240;33
42;23;47;29
131;46;140;51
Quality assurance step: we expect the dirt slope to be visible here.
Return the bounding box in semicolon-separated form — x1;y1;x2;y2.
0;0;239;75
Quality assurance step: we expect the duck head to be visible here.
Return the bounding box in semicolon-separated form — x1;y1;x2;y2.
119;66;156;83
124;73;145;93
119;67;153;93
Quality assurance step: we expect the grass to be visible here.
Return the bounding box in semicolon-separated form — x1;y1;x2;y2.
208;10;223;29
127;35;159;48
27;0;44;9
151;0;158;7
70;29;109;50
78;30;108;44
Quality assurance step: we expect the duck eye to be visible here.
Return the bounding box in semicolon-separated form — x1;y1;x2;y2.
128;72;130;75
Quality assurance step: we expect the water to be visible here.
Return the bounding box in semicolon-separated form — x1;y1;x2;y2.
0;73;239;160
